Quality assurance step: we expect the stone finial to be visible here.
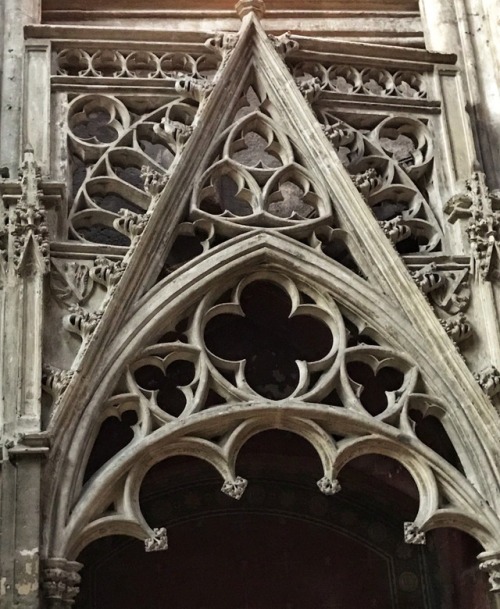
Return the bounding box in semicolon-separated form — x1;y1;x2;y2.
144;527;169;552
221;476;248;499
404;522;426;545
317;476;341;496
42;558;83;608
235;0;265;19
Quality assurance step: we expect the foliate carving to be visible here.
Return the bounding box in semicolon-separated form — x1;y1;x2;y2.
113;209;149;240
42;558;83;607
427;267;470;315
404;522;426;545
42;365;74;402
474;366;500;398
268;32;299;58
445;172;500;280
440;313;473;344
204;33;239;67
175;76;215;102
63;307;103;340
479;554;500;592
144;527;168;552
221;476;248;499
90;257;127;289
10;149;50;275
352;168;383;200
317;476;341;496
296;77;322;104
50;260;93;307
379;216;411;244
410;263;444;294
141;166;171;197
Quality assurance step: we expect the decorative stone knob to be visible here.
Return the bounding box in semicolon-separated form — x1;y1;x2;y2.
235;0;266;19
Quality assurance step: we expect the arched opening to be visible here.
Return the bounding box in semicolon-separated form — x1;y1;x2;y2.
74;431;491;609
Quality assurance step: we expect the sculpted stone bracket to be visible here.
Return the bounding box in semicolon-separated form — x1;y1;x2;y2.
0;148;65;276
445;172;500;281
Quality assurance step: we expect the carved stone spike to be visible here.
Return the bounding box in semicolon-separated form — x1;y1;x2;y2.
440;313;473;344
144;527;168;552
410;263;445;294
175;76;215;102
404;522;426;545
9;149;50;275
221;476;248;499
235;0;266;19
63;307;103;340
317;476;341;496
42;364;74;401
379;216;411;244
479;553;500;592
113;209;148;240
42;558;83;607
268;32;299;58
90;256;126;289
474;366;500;398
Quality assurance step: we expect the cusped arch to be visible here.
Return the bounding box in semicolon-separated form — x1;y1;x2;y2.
46;231;500;569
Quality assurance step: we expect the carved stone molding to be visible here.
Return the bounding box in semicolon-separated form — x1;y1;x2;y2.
235;0;266;19
409;263;444;294
42;558;83;608
445;172;500;280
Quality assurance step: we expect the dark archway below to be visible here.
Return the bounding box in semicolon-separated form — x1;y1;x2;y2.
75;431;490;609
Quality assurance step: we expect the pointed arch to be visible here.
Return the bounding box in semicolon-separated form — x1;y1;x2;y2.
44;230;500;567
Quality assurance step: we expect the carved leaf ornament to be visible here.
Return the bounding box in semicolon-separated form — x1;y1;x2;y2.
43;15;500;597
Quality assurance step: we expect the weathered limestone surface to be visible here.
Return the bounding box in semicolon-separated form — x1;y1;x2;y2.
0;0;499;607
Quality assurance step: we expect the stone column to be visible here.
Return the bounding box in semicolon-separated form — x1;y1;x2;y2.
0;0;41;177
0;149;54;609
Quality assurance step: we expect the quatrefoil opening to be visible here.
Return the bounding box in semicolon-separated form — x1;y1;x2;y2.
203;280;337;400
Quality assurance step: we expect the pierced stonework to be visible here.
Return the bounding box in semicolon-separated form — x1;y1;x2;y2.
144;527;169;552
317;476;341;496
445;172;500;280
42;558;83;607
221;476;248;499
404;522;426;545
